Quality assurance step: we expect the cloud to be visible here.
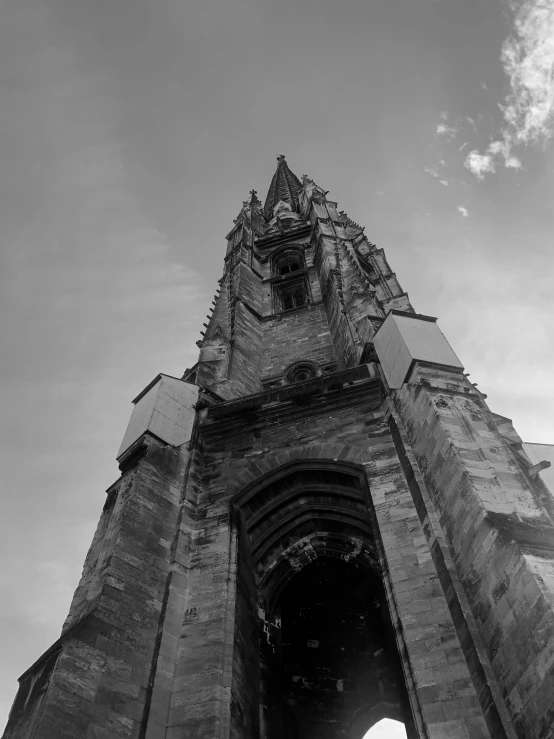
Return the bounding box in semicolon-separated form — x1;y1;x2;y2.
465;150;497;179
465;0;554;179
457;205;469;217
424;166;449;187
435;111;459;139
506;154;523;170
436;122;458;138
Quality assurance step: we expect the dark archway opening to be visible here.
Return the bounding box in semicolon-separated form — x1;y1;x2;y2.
231;461;420;739
260;558;415;739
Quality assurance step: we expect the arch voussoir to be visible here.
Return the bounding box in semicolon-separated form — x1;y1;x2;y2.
228;443;370;501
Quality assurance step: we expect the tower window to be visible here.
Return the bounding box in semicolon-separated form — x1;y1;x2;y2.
279;260;300;275
274;252;304;277
280;283;307;312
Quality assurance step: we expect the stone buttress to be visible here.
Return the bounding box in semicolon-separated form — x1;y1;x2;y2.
4;157;554;739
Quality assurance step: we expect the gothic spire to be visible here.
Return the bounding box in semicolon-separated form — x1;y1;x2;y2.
234;189;262;223
263;155;302;218
229;188;266;241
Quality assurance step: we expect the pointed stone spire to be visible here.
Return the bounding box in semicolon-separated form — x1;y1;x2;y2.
234;189;262;222
264;155;302;217
230;188;266;241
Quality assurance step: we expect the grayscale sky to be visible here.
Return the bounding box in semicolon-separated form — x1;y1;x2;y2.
1;0;553;731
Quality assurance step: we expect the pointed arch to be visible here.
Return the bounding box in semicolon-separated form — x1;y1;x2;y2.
231;456;377;609
229;451;419;739
226;442;373;501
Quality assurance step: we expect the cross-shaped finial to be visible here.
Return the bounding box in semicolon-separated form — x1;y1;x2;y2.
249;189;258;199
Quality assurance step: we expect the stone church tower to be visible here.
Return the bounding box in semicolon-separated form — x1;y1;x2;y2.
4;157;554;739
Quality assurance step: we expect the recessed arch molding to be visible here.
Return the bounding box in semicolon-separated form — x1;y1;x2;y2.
230;452;419;739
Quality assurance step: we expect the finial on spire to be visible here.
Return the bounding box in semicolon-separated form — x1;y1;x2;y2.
277;154;286;163
231;187;265;230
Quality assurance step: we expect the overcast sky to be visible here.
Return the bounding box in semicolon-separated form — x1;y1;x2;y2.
1;0;553;732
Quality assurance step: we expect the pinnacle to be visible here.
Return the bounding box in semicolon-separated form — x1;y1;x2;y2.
263;155;302;217
233;188;263;224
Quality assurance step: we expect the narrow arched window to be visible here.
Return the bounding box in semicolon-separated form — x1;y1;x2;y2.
274;252;304;276
272;250;309;313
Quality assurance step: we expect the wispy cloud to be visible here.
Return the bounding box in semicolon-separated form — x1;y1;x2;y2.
465;0;554;179
436;123;459;139
457;205;469;217
425;165;449;187
435;111;459;139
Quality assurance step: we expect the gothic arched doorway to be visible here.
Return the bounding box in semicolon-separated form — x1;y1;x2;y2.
231;460;419;739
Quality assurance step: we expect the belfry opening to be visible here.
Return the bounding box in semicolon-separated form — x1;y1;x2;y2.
4;156;554;739
233;462;417;738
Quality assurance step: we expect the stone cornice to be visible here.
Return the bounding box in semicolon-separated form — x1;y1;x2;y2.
255;223;312;249
199;364;384;439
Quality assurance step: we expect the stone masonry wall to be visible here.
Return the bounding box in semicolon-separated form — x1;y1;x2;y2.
3;434;191;739
227;299;263;395
393;363;554;738
165;380;503;739
261;303;336;378
313;235;358;370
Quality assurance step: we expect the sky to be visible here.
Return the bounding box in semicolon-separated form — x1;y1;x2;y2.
364;719;407;739
1;0;553;732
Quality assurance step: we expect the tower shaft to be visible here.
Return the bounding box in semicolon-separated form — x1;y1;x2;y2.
4;158;554;739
